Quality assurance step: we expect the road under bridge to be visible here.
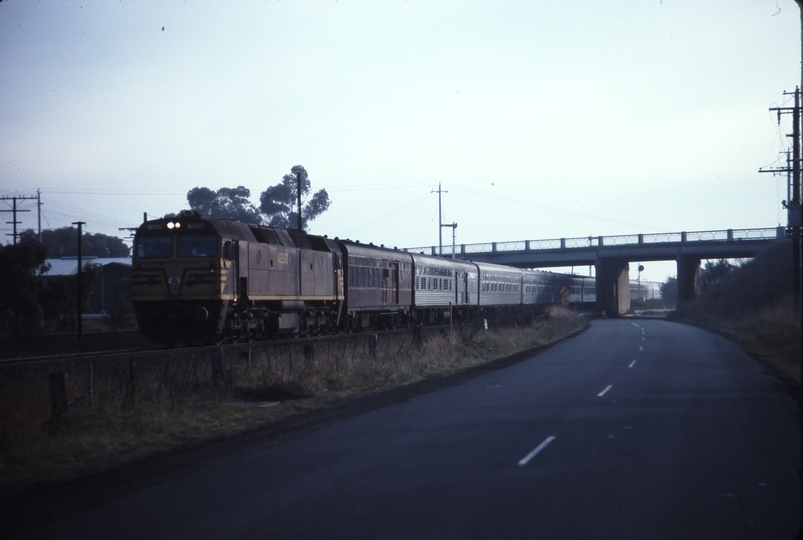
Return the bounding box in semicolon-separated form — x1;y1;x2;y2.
407;227;786;315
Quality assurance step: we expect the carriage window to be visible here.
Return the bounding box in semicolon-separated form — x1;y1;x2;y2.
178;235;219;258
136;236;172;258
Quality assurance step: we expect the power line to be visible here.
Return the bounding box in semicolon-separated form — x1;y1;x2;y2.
0;195;37;244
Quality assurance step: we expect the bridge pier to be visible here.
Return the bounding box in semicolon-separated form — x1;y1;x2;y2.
595;258;630;315
676;256;701;306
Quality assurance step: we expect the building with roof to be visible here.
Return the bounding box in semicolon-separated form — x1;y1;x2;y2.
39;257;132;316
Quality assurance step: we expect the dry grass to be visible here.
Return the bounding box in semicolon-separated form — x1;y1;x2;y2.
672;297;801;386
668;241;801;387
0;307;585;495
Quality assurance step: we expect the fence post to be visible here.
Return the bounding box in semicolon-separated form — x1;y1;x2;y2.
49;372;68;419
129;360;137;409
368;334;378;358
211;347;224;387
304;343;315;363
88;362;94;408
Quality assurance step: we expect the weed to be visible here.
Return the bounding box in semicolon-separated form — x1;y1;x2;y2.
670;240;801;386
0;308;585;495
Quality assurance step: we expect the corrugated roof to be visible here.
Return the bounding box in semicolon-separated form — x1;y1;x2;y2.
40;257;132;277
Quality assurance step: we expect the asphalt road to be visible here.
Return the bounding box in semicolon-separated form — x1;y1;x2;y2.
16;319;802;539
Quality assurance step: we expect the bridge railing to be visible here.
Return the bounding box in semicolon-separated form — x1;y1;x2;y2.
403;227;782;257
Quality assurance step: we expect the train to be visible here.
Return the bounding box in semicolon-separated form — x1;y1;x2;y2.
131;212;597;345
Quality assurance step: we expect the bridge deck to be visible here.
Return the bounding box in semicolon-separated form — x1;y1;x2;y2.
406;227;785;267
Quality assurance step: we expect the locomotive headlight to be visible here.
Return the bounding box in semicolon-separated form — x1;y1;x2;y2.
167;222;175;229
174;222;181;228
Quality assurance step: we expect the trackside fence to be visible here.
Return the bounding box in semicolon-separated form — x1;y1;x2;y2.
0;328;468;444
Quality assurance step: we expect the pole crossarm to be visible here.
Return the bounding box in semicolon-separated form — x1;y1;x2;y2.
0;195;38;245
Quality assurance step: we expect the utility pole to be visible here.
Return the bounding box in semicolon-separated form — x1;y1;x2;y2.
37;189;42;242
297;171;303;231
295;166;307;231
0;195;37;245
760;87;802;314
72;221;85;342
443;222;457;258
431;183;448;256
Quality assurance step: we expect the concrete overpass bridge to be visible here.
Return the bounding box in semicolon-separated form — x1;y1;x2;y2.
406;227;786;315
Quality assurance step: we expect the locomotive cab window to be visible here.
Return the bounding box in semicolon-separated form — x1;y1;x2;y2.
178;236;219;258
136;236;172;258
222;241;232;261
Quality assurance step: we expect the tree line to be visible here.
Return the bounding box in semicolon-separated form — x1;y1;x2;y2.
183;165;330;229
0;238;103;338
0;165;331;337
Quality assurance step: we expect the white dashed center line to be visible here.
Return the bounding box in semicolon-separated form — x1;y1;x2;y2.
598;385;613;397
629;360;636;368
519;436;556;466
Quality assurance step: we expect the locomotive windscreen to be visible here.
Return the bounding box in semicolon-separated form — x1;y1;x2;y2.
136;237;172;258
177;236;218;258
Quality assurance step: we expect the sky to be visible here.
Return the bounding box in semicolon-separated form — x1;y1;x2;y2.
0;0;800;282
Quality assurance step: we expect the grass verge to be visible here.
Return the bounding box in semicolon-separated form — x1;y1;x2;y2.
669;298;801;387
0;307;585;497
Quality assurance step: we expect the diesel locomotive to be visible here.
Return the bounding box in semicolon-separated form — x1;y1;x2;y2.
131;212;596;345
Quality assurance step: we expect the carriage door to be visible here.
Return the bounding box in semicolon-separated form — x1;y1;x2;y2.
464;272;470;304
392;262;400;304
455;271;461;304
381;266;389;305
231;241;240;297
236;241;249;302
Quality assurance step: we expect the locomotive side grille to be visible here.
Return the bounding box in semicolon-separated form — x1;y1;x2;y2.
249;226;284;245
289;231;313;249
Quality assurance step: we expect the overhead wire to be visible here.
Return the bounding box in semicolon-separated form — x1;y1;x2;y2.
335;193;431;238
449;185;669;232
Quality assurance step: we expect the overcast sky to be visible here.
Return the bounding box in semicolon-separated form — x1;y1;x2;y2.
1;1;799;281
